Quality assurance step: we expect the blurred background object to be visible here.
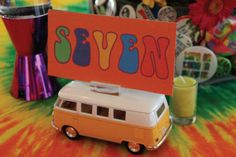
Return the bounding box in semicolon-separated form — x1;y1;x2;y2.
0;0;58;101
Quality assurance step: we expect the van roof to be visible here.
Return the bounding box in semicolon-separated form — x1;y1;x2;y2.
58;81;165;113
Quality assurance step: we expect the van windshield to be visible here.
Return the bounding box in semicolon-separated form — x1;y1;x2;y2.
156;103;165;118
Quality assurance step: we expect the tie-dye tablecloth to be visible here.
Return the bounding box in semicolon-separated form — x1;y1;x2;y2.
1;0;236;157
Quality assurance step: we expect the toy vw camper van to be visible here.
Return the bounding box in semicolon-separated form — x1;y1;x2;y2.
52;81;172;154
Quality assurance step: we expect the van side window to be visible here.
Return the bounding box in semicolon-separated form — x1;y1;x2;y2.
56;98;62;107
97;106;109;117
81;103;93;114
157;103;165;117
61;101;77;111
113;109;126;120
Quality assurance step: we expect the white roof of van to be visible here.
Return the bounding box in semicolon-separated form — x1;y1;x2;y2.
58;81;165;113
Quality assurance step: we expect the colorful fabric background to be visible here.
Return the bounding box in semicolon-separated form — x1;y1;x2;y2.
1;0;236;157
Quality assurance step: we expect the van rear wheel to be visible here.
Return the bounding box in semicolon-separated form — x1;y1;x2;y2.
125;142;145;154
63;126;79;140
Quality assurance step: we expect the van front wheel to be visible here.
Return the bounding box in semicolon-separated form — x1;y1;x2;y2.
63;126;79;140
125;142;145;154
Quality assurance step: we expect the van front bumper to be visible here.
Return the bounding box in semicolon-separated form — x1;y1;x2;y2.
146;121;172;151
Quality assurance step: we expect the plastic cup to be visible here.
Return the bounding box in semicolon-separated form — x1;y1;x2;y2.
0;0;57;101
170;76;198;125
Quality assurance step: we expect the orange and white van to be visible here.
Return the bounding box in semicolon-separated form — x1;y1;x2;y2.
52;81;172;154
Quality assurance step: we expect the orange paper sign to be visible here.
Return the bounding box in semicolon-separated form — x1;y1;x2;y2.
48;10;176;95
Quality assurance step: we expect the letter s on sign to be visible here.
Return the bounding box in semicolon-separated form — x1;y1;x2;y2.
54;26;72;64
